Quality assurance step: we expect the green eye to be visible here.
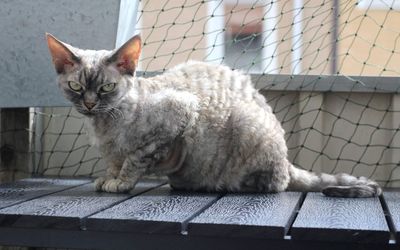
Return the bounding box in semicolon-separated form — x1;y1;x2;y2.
100;83;116;92
68;81;82;91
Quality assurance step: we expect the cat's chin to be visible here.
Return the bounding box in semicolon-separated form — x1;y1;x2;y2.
83;112;95;117
76;109;95;117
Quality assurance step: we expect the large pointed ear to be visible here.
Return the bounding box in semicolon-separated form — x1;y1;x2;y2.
46;33;80;74
107;35;141;75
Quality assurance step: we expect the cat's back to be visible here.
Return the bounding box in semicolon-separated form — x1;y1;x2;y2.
167;61;268;107
170;61;252;92
140;61;272;116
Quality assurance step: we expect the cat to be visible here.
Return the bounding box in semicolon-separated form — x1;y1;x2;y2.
46;33;381;198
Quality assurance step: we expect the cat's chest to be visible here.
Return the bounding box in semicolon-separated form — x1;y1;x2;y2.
88;115;151;154
86;118;128;151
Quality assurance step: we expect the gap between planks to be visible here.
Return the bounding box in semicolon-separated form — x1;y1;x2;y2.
284;192;307;239
380;194;398;245
180;194;225;235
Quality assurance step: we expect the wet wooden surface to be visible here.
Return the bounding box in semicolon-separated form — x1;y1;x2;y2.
188;192;303;239
291;192;389;243
0;178;397;250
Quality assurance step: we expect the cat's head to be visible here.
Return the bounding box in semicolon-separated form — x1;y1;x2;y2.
46;33;141;116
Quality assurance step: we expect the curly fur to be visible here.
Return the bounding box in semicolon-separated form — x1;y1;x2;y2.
46;34;381;198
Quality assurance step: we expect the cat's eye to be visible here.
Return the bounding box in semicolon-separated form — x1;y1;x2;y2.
68;81;82;91
100;83;116;93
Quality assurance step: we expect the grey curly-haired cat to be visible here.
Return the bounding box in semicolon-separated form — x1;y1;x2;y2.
46;33;381;198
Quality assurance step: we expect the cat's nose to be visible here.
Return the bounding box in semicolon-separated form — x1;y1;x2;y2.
84;101;96;110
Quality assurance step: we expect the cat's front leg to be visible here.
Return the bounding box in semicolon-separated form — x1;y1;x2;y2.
94;165;120;191
100;154;148;193
94;157;123;191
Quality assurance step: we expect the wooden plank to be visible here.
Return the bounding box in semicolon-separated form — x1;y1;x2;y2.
86;185;219;234
187;192;302;239
0;179;164;230
291;192;390;243
0;228;396;250
0;178;89;209
382;191;400;243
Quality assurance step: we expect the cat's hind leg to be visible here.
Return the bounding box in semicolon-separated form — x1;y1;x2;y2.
240;160;290;193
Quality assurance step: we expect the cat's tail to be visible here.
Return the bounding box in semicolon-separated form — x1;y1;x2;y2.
287;165;382;198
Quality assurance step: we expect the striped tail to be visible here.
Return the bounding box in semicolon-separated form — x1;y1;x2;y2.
287;165;382;198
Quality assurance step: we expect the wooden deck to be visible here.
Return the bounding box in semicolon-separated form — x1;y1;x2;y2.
0;178;398;250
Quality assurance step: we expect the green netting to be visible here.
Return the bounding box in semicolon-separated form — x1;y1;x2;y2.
17;0;400;187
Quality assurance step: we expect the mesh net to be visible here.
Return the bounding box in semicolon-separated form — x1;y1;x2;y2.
4;0;400;187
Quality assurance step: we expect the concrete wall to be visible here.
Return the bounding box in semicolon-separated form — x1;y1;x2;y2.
0;0;120;183
0;0;120;107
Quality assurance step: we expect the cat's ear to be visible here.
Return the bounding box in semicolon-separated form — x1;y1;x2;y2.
107;35;141;75
46;33;80;74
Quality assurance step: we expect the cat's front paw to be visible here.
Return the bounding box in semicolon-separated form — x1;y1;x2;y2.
100;178;134;193
94;176;114;191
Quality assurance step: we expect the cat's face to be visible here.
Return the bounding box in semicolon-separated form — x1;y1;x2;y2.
46;34;141;116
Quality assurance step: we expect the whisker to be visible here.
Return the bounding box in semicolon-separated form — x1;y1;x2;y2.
110;107;125;120
107;110;118;120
